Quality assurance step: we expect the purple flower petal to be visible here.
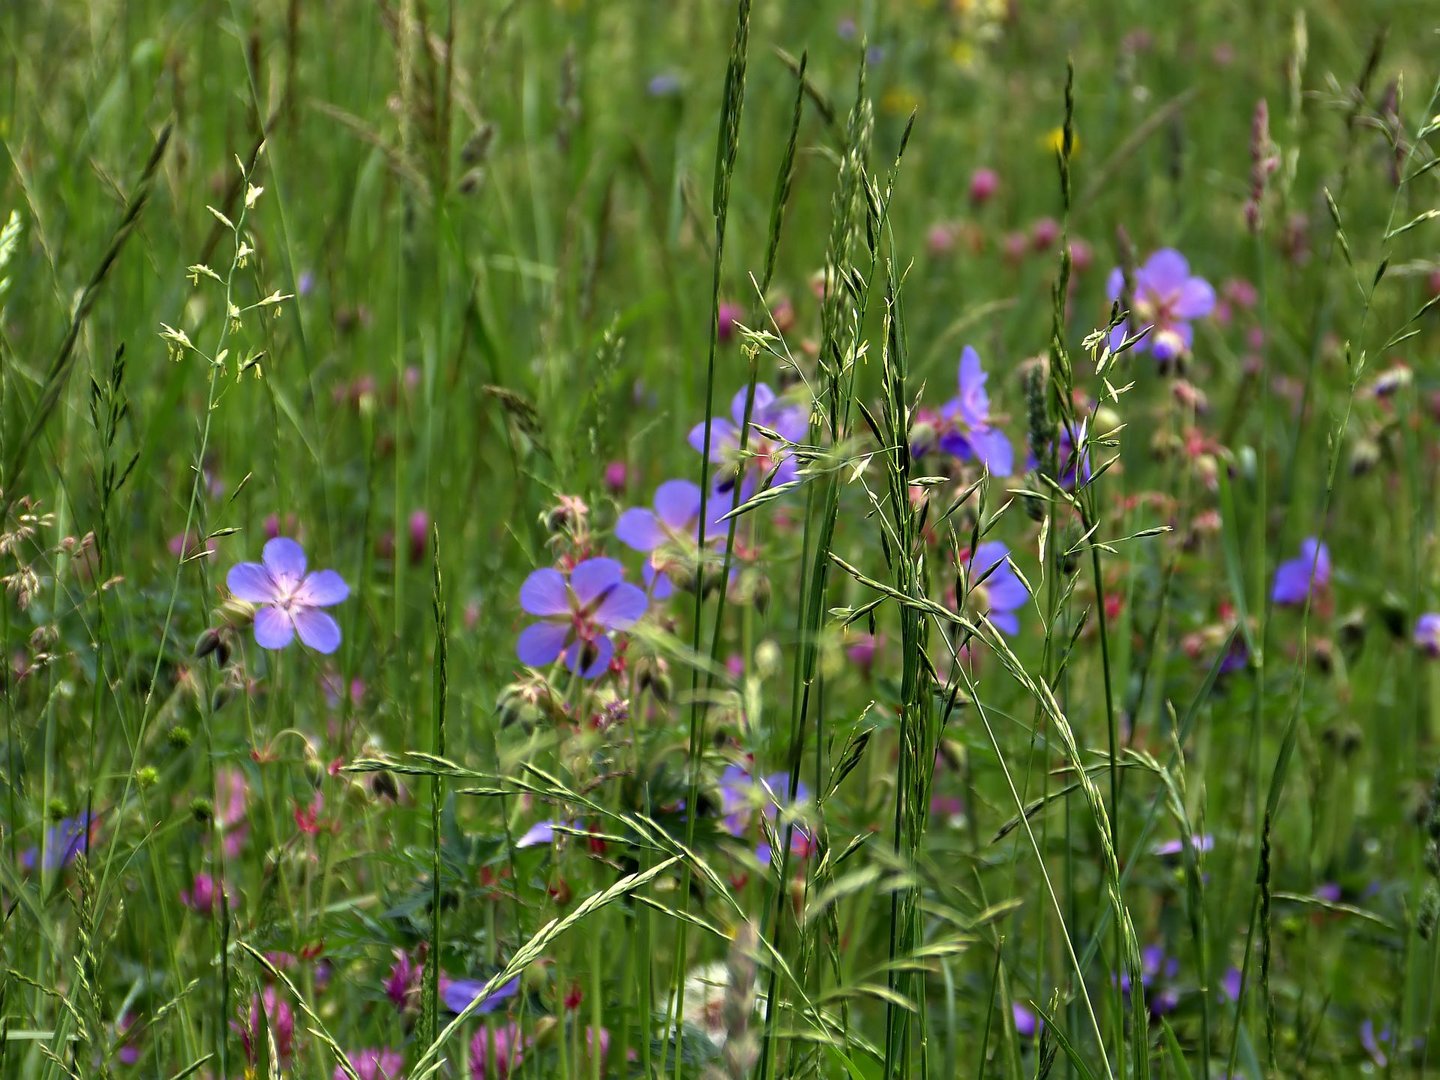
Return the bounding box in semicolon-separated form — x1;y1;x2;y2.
228;562;278;603
1299;538;1330;585
295;569;349;607
989;611;1021;636
972;541;1010;577
564;634;614;679
732;384;775;426
1151;321;1193;361
1141;249;1190;293
967;426;1014;477
592;582;647;630
254;607;295;650
615;508;665;552
519;568;570;616
1221;968;1242;1003
1174;277;1216;319
442;976;520;1015
293;608;342;653
958;346;987;396
938;430;973;461
689;417;739;459
653;480;702;530
516;821;558;848
262;537;307;582
516;622;568;667
1109;320;1135;355
1106;266;1125;302
643;560;674;599
985;570;1029;613
570;558;625;607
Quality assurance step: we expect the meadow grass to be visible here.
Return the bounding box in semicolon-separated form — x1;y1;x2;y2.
1;1;1439;1077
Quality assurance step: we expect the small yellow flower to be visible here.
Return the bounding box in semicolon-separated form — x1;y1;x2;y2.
950;40;980;70
1043;126;1080;157
882;88;921;116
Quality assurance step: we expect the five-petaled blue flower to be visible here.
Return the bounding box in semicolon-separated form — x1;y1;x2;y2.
19;811;96;873
616;479;730;598
1415;613;1440;656
959;541;1029;636
1271;538;1330;606
938;346;1014;476
1107;249;1215;362
689;384;807;504
516;558;647;678
228;538;349;653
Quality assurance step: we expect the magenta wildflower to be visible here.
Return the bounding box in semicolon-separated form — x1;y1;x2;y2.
516;558;647;678
938;347;1014;476
968;167;999;205
1271;538;1330;606
689;384;807;503
335;1048;404;1080
1414;613;1440;656
227;537;349;653
469;1023;525;1078
958;542;1028;636
1107;249;1216;362
385;950;419;1010
179;871;220;915
234;987;294;1066
716;301;744;344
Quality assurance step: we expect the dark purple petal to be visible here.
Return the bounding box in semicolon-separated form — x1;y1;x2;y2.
516;623;568;667
262;537;307;582
938;430;974;460
295;569;349;607
519;568;570;616
688;418;739;459
254;607;295;650
1174;276;1216;319
593;582;647;630
570;558;625;606
615;509;665;552
564;634;614;679
227;562;278;603
1141;249;1190;293
294;609;342;653
652;480;703;530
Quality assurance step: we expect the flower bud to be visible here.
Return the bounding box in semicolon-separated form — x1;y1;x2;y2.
968;167;999;205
